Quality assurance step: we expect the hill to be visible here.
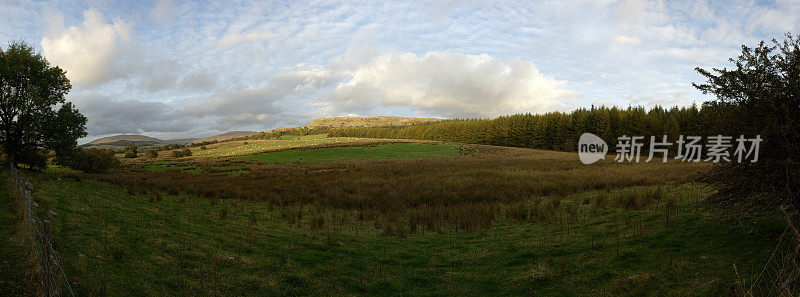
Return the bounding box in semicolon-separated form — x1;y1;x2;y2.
192;131;257;143
83;135;196;149
83;135;164;149
162;138;198;145
306;116;441;128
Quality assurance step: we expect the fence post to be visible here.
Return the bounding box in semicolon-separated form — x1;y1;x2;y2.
745;207;800;296
7;165;73;297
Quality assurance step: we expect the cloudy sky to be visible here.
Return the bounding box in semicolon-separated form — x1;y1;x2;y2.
1;0;798;142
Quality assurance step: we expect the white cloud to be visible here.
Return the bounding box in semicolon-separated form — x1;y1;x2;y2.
749;0;800;32
150;0;179;24
70;92;199;135
41;9;131;86
326;51;580;117
41;8;219;93
6;0;794;140
613;35;641;45
218;32;278;47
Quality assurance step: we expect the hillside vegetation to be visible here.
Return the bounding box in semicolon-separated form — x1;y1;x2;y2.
329;105;719;152
192;131;257;144
27;146;781;296
189;134;409;157
306;116;441;128
83;135;196;150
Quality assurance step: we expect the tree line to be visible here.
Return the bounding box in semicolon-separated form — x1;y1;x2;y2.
328;104;722;152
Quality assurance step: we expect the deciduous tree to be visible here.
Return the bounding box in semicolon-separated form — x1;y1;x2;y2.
0;41;86;166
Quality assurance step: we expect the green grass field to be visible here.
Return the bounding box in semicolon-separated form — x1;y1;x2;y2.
22;170;781;296
236;143;461;164
5;140;785;296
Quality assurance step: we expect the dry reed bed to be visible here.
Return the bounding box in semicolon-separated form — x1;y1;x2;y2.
76;147;711;233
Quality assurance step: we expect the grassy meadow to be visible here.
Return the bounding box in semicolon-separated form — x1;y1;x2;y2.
5;139;782;296
235;142;461;164
188;134;399;157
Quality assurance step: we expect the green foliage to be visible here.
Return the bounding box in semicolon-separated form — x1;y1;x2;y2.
328;105;715;152
694;34;800;211
15;149;47;170
123;143;138;158
0;41;86;164
124;142;138;154
171;148;191;158
247;127;333;140
57;148;120;173
161;144;183;151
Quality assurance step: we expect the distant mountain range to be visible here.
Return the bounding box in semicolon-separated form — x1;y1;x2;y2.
83;116;441;149
82;135;197;149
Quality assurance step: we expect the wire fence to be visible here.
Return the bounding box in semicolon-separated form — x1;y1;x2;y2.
739;207;800;297
9;166;74;297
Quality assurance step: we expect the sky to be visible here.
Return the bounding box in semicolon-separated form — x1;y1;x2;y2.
1;0;798;143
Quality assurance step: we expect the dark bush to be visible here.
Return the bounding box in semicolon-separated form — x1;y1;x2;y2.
123;143;138;158
146;150;158;158
171;149;184;158
16;149;48;170
161;144;183;151
181;148;192;157
123;150;137;158
57;148;120;173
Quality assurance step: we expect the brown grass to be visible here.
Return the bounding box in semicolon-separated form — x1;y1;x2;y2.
76;146;710;232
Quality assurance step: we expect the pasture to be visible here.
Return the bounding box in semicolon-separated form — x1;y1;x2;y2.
189;134;396;157
6;142;783;296
235;142;461;164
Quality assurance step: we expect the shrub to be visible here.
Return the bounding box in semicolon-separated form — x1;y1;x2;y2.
16;149;48;170
171;150;184;158
57;148;120;173
161;144;182;151
171;148;192;158
124;143;138;158
146;150;158;158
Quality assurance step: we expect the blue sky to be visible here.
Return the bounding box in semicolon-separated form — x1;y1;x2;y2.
1;0;798;142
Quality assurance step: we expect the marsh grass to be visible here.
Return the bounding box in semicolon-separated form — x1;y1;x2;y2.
611;187;665;211
24;144;785;296
83;147;710;232
25;163;786;296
